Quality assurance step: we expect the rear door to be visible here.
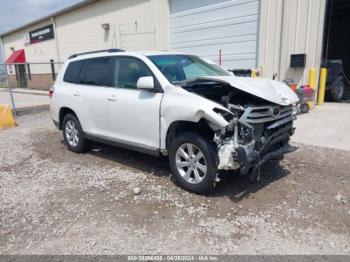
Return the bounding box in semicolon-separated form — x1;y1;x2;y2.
75;57;115;136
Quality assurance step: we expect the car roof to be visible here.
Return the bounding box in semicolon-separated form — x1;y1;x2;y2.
139;51;188;56
67;50;189;62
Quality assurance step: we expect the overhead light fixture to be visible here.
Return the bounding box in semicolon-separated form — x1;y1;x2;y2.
101;23;110;30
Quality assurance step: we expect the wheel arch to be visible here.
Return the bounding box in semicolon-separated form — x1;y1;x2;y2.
59;107;78;130
165;119;215;151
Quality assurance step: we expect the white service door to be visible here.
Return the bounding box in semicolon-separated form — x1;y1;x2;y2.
171;0;260;69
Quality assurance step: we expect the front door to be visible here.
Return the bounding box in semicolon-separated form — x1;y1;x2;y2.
107;56;163;151
15;64;27;88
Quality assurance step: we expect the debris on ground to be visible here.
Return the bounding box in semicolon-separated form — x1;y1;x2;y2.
133;187;141;195
0;112;349;255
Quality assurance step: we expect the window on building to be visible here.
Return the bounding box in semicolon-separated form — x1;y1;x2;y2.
115;57;153;89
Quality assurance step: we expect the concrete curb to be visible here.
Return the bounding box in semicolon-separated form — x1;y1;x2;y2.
0;89;48;97
15;104;50;116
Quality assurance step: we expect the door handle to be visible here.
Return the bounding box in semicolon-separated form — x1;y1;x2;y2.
107;95;117;102
73;91;80;97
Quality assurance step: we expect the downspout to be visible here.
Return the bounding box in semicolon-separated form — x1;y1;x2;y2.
325;0;333;61
51;17;61;64
277;0;285;80
0;36;6;63
0;35;17;114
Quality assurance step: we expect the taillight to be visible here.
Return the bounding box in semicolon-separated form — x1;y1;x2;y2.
49;87;55;98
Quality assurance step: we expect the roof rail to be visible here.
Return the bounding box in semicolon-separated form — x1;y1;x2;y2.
68;48;124;59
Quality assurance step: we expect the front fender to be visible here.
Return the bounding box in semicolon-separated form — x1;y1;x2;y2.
195;109;229;130
160;86;231;150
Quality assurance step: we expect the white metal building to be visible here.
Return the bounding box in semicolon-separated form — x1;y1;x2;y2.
170;0;260;69
0;0;328;91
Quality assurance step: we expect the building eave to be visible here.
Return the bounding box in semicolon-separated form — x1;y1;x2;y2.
0;0;101;37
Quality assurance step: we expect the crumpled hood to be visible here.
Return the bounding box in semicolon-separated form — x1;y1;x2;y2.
198;76;300;105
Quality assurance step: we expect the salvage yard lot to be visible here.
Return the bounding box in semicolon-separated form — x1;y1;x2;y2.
0;111;349;254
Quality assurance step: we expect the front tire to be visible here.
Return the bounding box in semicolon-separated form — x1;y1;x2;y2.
62;114;89;153
169;132;217;194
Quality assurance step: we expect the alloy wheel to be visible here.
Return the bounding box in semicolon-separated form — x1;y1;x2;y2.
65;120;79;147
175;143;207;184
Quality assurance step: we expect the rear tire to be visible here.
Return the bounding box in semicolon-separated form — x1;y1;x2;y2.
168;132;217;194
62;114;89;153
330;84;344;102
327;77;345;102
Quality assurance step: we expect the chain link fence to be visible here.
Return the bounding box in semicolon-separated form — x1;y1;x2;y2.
0;64;7;88
0;61;63;115
0;63;16;114
1;61;63;89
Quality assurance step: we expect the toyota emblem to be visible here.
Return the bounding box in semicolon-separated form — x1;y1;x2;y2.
272;107;280;117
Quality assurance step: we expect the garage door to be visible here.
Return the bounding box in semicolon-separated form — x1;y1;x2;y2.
171;0;260;69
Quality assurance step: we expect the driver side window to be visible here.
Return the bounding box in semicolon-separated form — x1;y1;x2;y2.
115;57;153;89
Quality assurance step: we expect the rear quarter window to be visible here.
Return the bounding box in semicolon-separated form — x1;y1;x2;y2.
63;60;84;84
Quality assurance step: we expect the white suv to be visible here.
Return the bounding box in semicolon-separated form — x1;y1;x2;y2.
50;49;299;194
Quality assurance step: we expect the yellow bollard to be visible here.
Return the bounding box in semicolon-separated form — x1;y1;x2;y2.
308;68;316;109
317;68;327;105
0;104;16;129
251;69;261;78
251;70;257;78
308;68;316;89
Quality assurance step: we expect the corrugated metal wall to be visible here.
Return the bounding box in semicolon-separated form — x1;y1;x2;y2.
2;0;170;64
55;0;170;60
170;0;261;69
3;0;327;90
258;0;327;88
2;19;57;63
1;19;56;74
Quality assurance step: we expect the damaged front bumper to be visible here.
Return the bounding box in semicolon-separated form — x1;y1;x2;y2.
237;141;296;175
216;105;296;175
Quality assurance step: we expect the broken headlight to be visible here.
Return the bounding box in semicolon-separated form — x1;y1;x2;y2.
292;103;298;116
213;108;235;122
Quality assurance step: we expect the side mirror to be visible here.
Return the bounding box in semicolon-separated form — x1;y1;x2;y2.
137;76;154;90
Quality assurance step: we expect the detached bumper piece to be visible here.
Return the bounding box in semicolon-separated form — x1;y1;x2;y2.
237;121;296;176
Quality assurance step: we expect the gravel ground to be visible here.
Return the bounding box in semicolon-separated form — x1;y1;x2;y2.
0;111;349;255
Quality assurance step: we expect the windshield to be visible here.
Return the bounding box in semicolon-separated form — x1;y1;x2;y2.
148;54;230;84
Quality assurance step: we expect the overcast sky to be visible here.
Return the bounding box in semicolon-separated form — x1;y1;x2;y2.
0;0;79;63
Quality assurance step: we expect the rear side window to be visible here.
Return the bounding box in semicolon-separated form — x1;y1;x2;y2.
63;57;115;87
79;57;114;87
63;60;84;84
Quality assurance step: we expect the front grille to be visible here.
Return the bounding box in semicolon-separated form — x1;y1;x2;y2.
265;120;293;137
239;105;293;124
239;105;294;156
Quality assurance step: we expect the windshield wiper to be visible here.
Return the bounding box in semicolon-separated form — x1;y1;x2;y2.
175;77;226;88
